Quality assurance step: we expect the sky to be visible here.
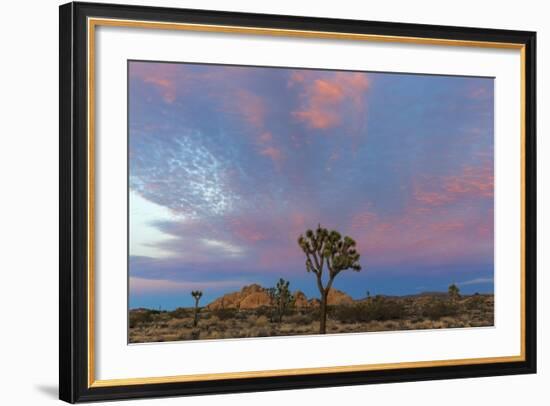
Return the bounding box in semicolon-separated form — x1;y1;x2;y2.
128;60;494;310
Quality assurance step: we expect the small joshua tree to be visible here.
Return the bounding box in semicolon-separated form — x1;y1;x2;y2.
448;283;460;303
267;287;276;322
191;290;203;327
272;278;294;323
298;224;362;334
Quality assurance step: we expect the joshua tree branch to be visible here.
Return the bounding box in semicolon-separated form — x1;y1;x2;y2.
311;250;322;272
315;273;325;295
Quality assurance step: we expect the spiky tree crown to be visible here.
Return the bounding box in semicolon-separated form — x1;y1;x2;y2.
191;290;203;300
275;278;293;303
298;224;361;278
448;284;460;296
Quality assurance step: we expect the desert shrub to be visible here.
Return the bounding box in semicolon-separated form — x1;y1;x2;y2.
129;311;153;328
422;299;458;320
464;295;486;310
367;297;406;321
287;313;315;325
256;328;269;337
213;307;237;320
306;307;321;320
254;306;272;318
236;310;248;320
255;315;269;327
331;297;406;323
190;329;201;340
170;307;190;318
330;304;368;323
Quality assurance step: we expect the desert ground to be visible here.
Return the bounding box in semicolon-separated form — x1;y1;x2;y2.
129;284;494;343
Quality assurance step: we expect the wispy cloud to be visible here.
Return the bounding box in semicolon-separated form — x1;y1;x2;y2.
457;277;494;286
130;276;249;294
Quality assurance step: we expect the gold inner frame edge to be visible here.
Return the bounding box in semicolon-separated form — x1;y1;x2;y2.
87;17;527;388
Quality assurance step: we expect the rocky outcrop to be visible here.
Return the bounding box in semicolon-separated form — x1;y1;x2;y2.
308;298;321;308
207;284;271;310
293;290;309;308
327;289;354;305
239;291;272;309
206;284;354;310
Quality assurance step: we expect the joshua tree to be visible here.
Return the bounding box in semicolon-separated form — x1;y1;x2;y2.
191;290;203;327
448;283;460;303
298;224;362;334
272;278;294;323
267;287;276;322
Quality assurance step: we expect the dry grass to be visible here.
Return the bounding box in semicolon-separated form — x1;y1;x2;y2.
129;294;494;343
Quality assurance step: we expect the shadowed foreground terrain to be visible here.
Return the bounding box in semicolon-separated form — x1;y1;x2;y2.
129;284;494;343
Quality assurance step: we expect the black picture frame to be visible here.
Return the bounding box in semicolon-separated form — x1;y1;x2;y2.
59;1;537;403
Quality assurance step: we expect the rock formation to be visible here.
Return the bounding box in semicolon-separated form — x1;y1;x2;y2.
206;284;353;310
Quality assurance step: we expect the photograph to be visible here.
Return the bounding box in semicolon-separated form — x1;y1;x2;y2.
128;61;495;343
53;1;536;402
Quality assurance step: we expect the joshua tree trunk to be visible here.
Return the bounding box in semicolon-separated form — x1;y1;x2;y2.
193;298;199;327
317;275;335;334
319;290;328;334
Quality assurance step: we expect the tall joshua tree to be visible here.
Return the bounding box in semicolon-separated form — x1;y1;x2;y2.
191;290;203;327
298;225;362;334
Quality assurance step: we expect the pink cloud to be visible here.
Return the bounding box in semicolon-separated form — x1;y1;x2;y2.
221;91;285;166
287;71;307;86
130;62;180;104
350;208;378;233
443;164;494;198
260;146;283;162
354;207;491;268
234;90;266;129
259;132;273;143
414;162;493;207
291;71;370;130
430;221;465;232
348;163;493;268
292;109;340;129
228;218;267;243
143;76;176;103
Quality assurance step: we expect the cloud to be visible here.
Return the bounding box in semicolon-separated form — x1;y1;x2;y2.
130;129;237;218
228;217;268;243
130;276;249;294
291;71;370;130
350;208;378;232
443;163;494;198
293;109;340;130
414;161;494;207
130;61;181;104
129;191;181;259
201;238;245;257
260;146;283;162
143;76;176;103
457;277;493;286
234;89;267;129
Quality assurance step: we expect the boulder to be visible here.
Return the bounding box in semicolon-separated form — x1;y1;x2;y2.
327;289;354;305
207;284;271;310
293;290;309;308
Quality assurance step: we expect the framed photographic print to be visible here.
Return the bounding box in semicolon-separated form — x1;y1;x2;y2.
59;1;537;403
